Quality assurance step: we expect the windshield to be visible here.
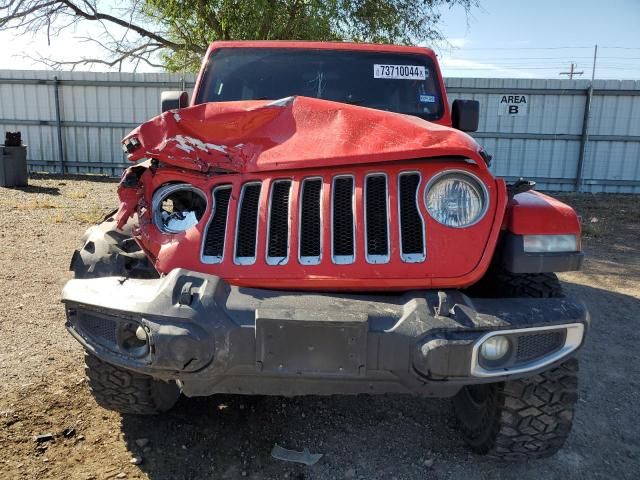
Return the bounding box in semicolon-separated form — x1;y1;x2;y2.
195;48;445;121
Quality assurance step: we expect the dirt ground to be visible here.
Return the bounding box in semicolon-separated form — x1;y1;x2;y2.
1;175;639;480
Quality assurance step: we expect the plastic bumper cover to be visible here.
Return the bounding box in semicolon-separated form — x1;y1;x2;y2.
62;269;589;398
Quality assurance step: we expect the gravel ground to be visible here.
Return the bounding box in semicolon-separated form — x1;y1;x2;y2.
0;175;639;480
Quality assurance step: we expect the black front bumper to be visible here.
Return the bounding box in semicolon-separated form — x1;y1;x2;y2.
62;269;589;398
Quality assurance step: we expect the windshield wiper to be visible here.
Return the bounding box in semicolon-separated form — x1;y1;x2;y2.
342;98;364;105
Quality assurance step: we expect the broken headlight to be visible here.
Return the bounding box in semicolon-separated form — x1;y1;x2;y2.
151;184;207;234
424;170;488;228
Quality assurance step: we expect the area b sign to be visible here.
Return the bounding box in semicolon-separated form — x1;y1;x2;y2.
498;95;528;116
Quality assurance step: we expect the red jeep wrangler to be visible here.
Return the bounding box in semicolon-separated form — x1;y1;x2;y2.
63;41;588;461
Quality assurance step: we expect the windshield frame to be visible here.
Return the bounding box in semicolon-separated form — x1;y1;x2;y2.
193;44;450;124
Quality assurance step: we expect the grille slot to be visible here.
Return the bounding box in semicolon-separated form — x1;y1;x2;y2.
82;313;117;346
365;174;389;263
202;186;232;263
299;178;322;264
398;173;425;262
234;182;262;264
516;331;565;363
267;180;292;264
332;176;355;264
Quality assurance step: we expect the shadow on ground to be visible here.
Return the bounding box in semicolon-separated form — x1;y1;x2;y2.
3;184;61;195
117;282;640;480
29;172;121;183
2;173;120;195
122;393;456;480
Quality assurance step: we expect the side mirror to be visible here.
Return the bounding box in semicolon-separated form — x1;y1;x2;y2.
452;99;479;132
161;91;189;113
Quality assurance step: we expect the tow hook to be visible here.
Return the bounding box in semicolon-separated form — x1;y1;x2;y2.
179;281;195;306
436;291;452;317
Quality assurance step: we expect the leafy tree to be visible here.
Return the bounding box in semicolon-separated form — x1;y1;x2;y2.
0;0;476;71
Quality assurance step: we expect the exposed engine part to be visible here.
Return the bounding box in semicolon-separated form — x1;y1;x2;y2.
508;178;536;197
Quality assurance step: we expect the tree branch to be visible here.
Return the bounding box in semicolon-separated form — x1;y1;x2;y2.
56;0;183;50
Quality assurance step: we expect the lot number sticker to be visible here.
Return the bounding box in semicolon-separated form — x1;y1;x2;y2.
498;94;528;116
374;64;427;80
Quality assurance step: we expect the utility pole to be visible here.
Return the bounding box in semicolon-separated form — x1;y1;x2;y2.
575;45;599;192
560;63;584;79
590;45;598;83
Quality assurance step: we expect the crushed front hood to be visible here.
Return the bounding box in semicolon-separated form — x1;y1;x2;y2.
124;96;482;173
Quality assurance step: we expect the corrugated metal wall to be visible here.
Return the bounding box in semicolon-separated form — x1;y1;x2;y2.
0;70;197;175
445;78;640;193
1;70;639;192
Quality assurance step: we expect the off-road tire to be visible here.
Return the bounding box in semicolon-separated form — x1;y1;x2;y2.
453;359;578;461
85;353;180;415
496;271;563;298
469;268;563;298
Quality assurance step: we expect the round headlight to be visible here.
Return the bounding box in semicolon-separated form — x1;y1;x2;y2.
425;171;488;227
151;184;207;234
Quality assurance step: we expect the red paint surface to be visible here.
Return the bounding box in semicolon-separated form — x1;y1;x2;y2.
120;159;507;291
114;42;581;291
124;96;479;175
506;191;581;235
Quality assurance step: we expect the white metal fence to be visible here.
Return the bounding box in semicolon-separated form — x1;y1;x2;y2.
1;70;639;192
446;78;640;193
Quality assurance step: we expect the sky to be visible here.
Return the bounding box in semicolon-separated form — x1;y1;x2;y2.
434;0;640;79
1;0;639;79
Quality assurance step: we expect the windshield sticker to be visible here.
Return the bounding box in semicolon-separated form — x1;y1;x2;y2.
419;94;436;103
374;64;427;80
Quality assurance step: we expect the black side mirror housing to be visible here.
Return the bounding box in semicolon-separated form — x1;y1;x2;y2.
161;91;189;113
452;99;480;132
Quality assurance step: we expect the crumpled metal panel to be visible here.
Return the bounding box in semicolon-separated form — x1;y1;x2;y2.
112;96;514;291
123;95;483;174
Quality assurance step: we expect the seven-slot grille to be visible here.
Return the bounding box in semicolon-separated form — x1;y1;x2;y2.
202;185;232;263
234;183;262;264
332;176;355;264
299;178;323;264
267;180;292;264
202;173;427;266
365;174;390;263
398;173;425;262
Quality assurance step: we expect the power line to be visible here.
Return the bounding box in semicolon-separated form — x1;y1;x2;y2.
440;45;640;78
442;64;640;71
443;67;582;70
444;56;640;61
446;56;596;60
448;46;640;51
442;63;638;69
442;62;639;69
453;46;594;50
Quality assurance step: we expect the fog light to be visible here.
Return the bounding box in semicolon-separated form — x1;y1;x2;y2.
117;322;149;358
480;335;510;361
135;325;147;341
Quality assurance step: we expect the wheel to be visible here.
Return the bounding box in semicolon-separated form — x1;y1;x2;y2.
494;271;563;298
469;267;563;298
453;359;579;460
84;353;180;415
